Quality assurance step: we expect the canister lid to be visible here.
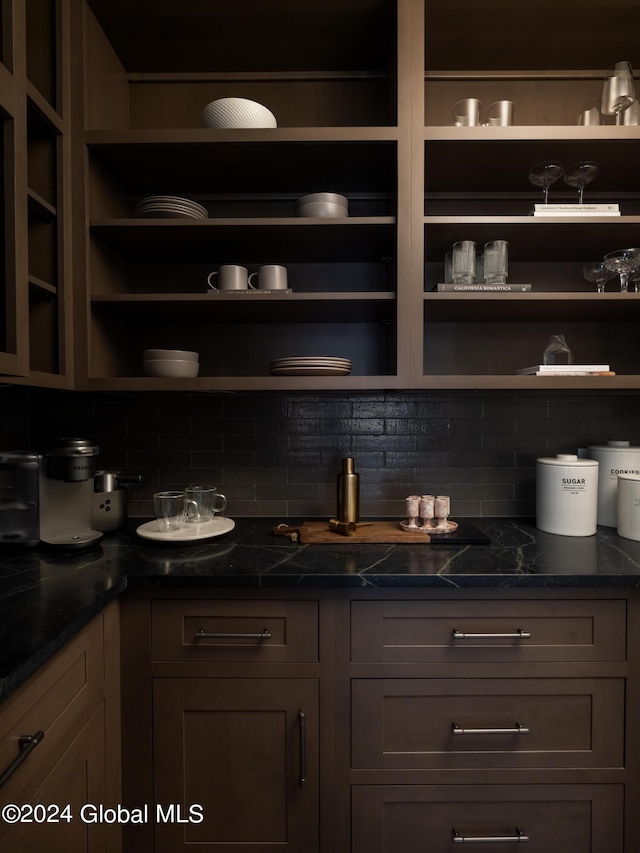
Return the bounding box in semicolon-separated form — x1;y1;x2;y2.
588;439;638;452
537;453;598;466
617;472;640;481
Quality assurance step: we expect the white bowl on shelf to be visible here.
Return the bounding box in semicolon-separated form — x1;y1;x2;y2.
296;192;349;218
143;348;199;362
201;98;277;129
143;359;200;378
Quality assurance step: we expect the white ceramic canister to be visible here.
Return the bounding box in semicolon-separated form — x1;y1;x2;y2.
586;440;640;527
617;473;640;541
536;454;599;537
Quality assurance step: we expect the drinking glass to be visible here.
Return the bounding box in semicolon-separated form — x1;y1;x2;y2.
483;240;508;284
604;248;640;292
602;61;636;124
583;262;616;293
563;161;599;205
154;490;190;532
628;269;640;292
452;98;481;126
529;161;564;204
452;240;476;284
577;99;601;125
622;99;640;125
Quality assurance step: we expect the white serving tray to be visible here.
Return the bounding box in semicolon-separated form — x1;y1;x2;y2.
136;516;235;542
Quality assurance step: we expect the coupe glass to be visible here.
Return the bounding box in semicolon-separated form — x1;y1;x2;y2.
529;161;564;204
627;268;640;293
603;248;640;292
563;161;599;205
583;262;616;293
602;61;636;124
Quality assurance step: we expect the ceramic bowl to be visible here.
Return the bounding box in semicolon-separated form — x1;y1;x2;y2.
143;349;199;362
296;201;348;218
296;192;348;209
201;98;277;129
143;359;200;378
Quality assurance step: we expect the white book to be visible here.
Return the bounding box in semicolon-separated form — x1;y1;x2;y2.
516;364;610;374
534;203;619;212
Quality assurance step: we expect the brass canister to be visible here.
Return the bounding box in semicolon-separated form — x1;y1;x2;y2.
336;457;359;523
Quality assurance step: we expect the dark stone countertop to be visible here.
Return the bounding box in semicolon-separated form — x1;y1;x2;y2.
2;516;640;704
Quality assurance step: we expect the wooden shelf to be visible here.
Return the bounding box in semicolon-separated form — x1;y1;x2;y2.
423;292;640;322
415;375;640;390
85;374;403;392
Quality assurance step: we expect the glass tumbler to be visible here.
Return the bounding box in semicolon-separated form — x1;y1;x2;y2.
452;241;476;285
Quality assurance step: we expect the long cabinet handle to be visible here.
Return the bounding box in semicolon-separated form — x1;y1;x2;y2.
452;722;529;735
194;628;272;640
298;709;306;789
453;828;530;843
452;629;531;639
0;731;45;789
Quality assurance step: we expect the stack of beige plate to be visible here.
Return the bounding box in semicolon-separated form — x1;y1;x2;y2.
269;357;351;376
135;196;208;219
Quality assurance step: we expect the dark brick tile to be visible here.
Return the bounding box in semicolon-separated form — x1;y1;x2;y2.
256;451;321;467
128;418;191;436
288;467;336;484
256;484;319;501
227;500;289;516
291;401;352;419
192;451;256;467
354;435;415;452
159;467;223;484
386;451;450;467
225;468;287;485
352;401;415;418
321;418;384;435
192;418;255;436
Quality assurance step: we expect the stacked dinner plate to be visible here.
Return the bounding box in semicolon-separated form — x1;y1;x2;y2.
134;196;208;219
269;356;352;376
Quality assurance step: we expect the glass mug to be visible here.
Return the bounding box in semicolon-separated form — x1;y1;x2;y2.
184;485;227;523
153;490;192;532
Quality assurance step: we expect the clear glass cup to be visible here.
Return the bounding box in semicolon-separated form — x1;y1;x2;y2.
452;240;476;284
483;240;508;284
604;248;640;292
184;485;227;523
529;161;564;205
154;490;190;531
583;262;616;293
602;61;636;125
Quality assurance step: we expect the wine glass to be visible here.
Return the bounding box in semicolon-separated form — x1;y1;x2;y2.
583;262;616;293
602;61;636;125
627;268;640;292
563;161;599;205
603;248;640;292
528;161;564;205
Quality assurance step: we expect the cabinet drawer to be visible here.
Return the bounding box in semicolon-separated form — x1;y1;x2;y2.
151;599;319;663
351;599;626;662
352;784;623;853
352;677;624;769
0;614;105;803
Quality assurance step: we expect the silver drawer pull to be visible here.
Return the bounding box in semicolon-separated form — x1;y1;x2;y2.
452;629;531;639
453;828;529;843
194;628;272;640
452;722;529;735
298;709;306;789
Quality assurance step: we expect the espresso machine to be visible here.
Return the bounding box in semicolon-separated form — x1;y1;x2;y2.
0;438;104;549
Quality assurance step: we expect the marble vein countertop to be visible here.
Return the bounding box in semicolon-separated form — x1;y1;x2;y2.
1;516;640;704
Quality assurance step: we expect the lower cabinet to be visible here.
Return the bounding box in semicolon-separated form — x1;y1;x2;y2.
152;677;319;853
352;784;623;853
0;603;121;853
121;589;640;853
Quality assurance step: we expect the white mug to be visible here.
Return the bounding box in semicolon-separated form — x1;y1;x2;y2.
207;265;249;291
248;265;288;291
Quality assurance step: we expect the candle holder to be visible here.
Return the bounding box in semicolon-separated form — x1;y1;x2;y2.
400;493;458;534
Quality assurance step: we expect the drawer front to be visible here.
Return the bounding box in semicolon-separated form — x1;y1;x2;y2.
352;784;623;853
352;677;624;769
0;614;105;803
151;599;319;662
351;599;626;662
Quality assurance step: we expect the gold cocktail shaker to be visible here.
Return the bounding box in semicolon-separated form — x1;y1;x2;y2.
337;457;359;523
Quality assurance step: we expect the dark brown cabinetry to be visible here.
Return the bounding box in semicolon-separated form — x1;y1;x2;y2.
121;588;640;853
0;603;122;853
0;0;73;385
121;593;322;853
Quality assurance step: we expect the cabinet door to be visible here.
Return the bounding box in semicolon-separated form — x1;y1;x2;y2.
0;704;108;853
153;677;319;853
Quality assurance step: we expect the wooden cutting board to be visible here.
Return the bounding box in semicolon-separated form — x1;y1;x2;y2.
295;521;432;544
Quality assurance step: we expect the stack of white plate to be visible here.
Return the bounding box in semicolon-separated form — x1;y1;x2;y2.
135;196;208;219
269;357;352;376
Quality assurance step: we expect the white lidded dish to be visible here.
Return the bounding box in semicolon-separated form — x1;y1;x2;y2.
536;453;599;537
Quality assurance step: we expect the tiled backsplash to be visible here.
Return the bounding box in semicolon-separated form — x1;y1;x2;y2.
2;384;640;518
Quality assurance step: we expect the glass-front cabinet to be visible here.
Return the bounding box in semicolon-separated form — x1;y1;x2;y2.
0;0;72;386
